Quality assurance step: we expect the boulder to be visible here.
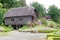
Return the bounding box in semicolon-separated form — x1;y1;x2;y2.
0;27;4;32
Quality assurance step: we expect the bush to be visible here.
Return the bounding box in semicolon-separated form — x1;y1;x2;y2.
47;21;57;28
38;28;58;33
47;32;60;38
56;24;60;29
19;25;29;29
19;29;22;32
38;30;53;33
0;25;13;32
4;27;11;32
4;25;13;32
8;25;14;31
54;37;60;40
40;18;47;26
30;27;58;33
38;29;57;33
48;37;60;40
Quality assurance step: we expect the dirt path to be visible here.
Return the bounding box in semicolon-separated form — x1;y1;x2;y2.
0;30;47;40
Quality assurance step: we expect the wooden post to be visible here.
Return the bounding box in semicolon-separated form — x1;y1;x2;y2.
16;25;18;30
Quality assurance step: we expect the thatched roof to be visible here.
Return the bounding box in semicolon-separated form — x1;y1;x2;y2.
4;6;35;18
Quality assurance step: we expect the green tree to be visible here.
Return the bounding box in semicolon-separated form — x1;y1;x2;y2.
0;0;17;8
48;5;60;23
31;2;45;18
13;0;26;7
0;8;7;25
0;3;7;25
0;0;26;9
19;0;26;7
0;3;3;8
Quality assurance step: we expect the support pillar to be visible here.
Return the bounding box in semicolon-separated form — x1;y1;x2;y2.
16;25;18;30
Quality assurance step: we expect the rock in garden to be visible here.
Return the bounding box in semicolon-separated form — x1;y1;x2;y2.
0;27;4;32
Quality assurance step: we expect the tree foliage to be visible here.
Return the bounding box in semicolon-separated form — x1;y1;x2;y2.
0;8;7;25
19;0;26;7
0;0;17;8
14;0;26;7
48;5;60;23
0;0;26;9
31;2;45;18
0;3;3;8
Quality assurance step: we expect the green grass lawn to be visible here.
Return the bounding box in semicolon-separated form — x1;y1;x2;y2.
0;32;9;36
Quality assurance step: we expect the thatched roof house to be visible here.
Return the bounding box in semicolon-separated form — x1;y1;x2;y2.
4;6;38;17
4;6;38;29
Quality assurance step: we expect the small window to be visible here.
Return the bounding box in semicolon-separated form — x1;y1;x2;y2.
20;17;23;20
11;18;14;21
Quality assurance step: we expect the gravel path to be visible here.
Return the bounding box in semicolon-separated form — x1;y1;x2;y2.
0;30;47;40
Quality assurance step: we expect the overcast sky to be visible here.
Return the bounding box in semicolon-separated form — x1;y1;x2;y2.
26;0;60;9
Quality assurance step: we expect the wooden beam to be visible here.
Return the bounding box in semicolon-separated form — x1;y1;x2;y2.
16;25;18;30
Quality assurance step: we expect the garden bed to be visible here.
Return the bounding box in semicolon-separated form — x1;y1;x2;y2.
19;27;58;33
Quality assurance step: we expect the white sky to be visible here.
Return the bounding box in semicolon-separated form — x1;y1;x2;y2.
26;0;60;9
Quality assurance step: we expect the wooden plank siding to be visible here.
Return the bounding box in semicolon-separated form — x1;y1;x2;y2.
5;16;33;25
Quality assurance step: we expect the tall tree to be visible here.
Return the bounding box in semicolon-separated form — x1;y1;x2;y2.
0;0;17;8
0;0;26;9
0;4;7;25
0;3;3;8
0;8;7;25
20;0;26;7
31;2;45;18
48;5;60;23
14;0;26;7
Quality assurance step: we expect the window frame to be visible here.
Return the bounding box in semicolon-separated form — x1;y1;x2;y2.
11;18;14;22
19;17;23;21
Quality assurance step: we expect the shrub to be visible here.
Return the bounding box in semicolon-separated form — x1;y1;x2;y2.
0;26;9;32
4;25;14;32
19;29;22;32
0;25;13;32
40;18;47;26
38;30;53;33
48;37;60;40
30;27;58;33
4;27;11;32
38;29;56;33
38;28;58;33
20;25;29;29
8;25;14;31
54;38;60;40
56;24;60;29
47;31;60;38
47;21;57;28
